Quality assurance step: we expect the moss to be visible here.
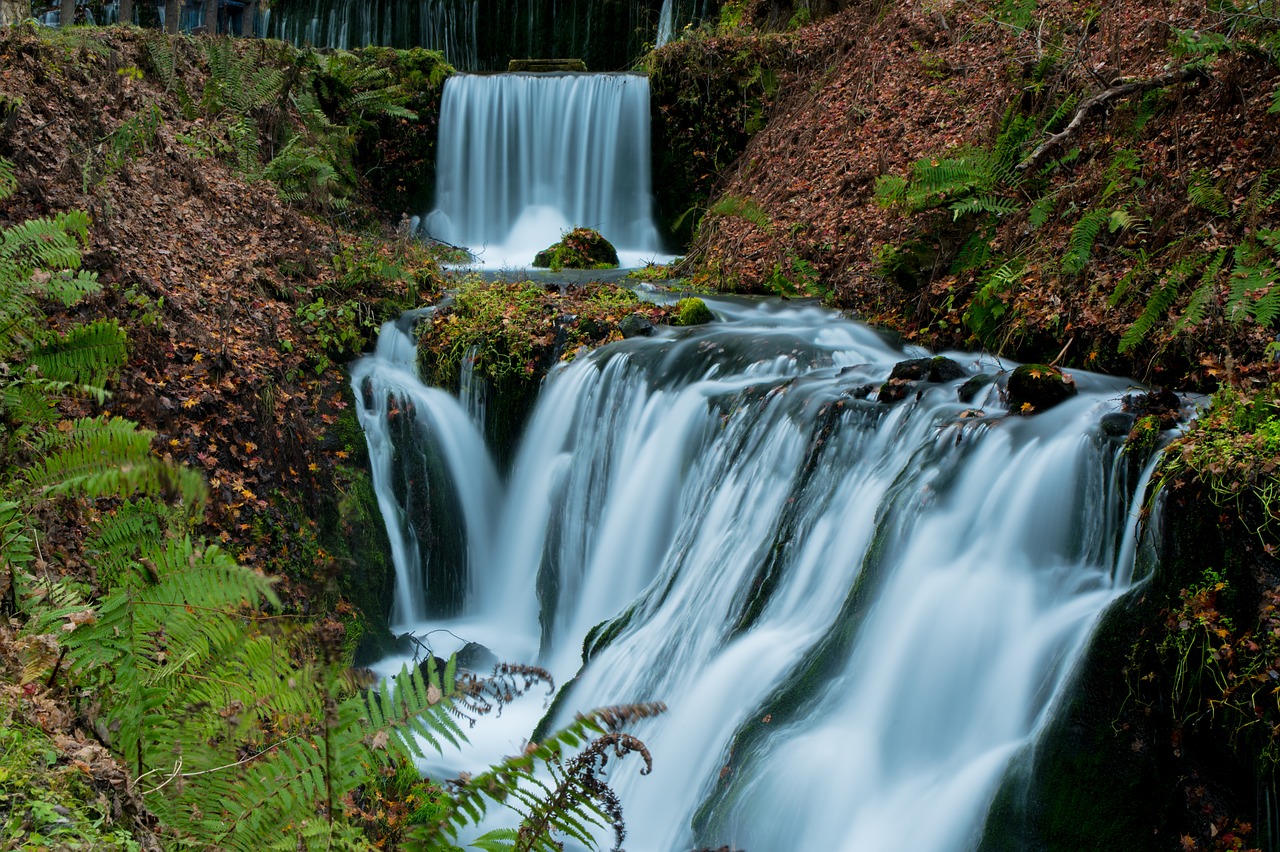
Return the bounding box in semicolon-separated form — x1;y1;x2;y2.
1124;414;1161;457
532;228;619;271
673;296;715;326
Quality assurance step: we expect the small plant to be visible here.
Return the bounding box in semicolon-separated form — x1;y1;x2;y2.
295;297;377;373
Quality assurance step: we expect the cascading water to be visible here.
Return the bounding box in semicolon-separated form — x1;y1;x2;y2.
421;73;665;269
656;0;717;46
353;297;1164;850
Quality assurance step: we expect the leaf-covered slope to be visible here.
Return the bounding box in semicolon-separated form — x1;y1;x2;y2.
681;0;1280;389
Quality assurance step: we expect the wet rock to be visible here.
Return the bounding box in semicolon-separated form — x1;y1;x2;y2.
417;654;449;683
619;311;655;338
457;641;499;672
1006;364;1077;414
1100;412;1137;438
1122;387;1184;428
889;356;966;383
958;373;997;403
877;377;916;404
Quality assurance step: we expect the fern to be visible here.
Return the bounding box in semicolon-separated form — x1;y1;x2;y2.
1174;247;1230;333
964;257;1024;345
410;703;666;852
1118;258;1197;353
708;194;772;232
29;319;128;387
0;157;15;200
19;415;206;509
1061;208;1110;274
1188;170;1231;216
1027;192;1057;231
948;195;1020;220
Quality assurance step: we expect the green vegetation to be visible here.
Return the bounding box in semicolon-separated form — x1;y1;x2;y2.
674;296;715;325
532;227;619;271
0;159;662;849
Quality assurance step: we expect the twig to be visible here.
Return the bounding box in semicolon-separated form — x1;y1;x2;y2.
1049;336;1075;367
140;734;305;795
1017;66;1207;174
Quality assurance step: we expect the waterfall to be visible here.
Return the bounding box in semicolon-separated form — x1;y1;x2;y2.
656;0;675;47
353;298;1161;849
421;73;665;269
266;0;479;67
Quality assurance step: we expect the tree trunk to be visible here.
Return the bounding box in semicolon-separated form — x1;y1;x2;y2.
0;0;30;26
164;0;179;33
241;0;256;36
202;0;215;33
60;0;75;26
118;0;133;24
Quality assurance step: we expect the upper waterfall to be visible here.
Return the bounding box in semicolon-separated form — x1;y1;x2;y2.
422;73;665;269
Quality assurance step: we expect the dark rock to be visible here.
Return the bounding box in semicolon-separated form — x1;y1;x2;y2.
1122;387;1184;428
1006;364;1077;414
888;355;966;383
417;654;449;683
1100;412;1137;437
457;641;499;672
877;377;915;404
619;312;655;338
958;373;996;403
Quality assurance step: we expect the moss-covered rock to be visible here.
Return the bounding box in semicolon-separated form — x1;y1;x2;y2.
532;228;619;270
673;296;715;325
1006;364;1077;414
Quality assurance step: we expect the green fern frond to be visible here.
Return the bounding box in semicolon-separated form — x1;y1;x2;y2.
950;231;992;276
21;415;207;509
874;174;908;207
0;157;15;200
1173;247;1230;333
1119;271;1184;353
949;195;1020;220
29;319;128;387
708;194;772;231
1062;208;1110;275
1027;193;1057;231
1188;170;1230;216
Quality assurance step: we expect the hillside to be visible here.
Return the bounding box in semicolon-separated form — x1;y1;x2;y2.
670;0;1280;390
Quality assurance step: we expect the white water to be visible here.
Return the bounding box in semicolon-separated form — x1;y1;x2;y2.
421;73;667;269
656;0;675;47
352;298;1157;850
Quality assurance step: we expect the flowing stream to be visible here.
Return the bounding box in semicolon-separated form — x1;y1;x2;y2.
352;297;1159;851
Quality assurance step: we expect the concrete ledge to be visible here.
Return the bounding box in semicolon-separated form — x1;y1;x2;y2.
508;58;588;73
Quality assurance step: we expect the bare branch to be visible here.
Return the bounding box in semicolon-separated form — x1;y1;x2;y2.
1016;66;1207;174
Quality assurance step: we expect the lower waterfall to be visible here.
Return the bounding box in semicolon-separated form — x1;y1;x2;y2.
352;297;1160;851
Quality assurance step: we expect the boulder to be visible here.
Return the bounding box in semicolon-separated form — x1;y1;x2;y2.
1100;412;1137;438
958;373;997;403
673;297;714;326
889;356;966;383
457;641;499;672
1006;364;1077;414
619;311;655;338
532;227;619;270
